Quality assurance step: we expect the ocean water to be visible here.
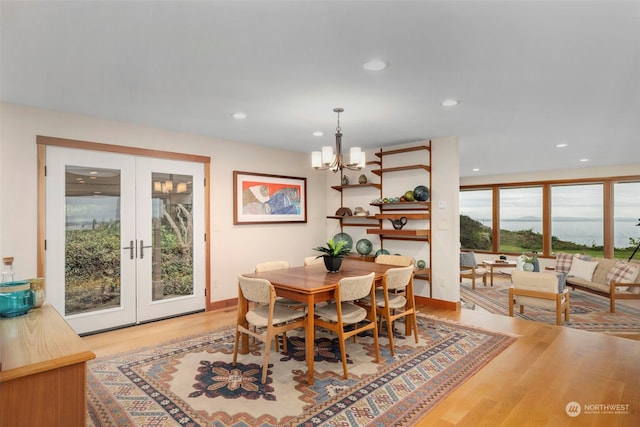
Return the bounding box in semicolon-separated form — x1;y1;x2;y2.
478;218;639;248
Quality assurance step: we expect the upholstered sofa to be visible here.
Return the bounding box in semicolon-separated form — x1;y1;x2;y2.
549;253;640;312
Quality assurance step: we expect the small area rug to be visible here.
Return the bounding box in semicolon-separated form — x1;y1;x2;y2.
86;315;515;426
460;280;640;336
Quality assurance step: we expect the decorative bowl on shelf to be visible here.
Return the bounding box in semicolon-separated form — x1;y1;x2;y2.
356;239;373;255
333;232;353;251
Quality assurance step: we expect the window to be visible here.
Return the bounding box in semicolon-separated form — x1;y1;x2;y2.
551;184;604;257
614;181;640;260
499;187;542;253
460;189;492;250
460;174;639;258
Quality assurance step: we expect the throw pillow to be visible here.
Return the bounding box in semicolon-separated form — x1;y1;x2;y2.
554;252;574;274
460;251;477;268
567;256;599;281
554;252;591;274
606;261;640;289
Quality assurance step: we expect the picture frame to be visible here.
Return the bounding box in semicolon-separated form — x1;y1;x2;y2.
233;171;307;224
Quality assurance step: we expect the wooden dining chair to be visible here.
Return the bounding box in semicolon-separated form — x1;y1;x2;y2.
375;254;414;267
375;254;414;297
255;260;306;310
313;272;380;379
233;274;307;384
359;265;418;356
304;255;324;266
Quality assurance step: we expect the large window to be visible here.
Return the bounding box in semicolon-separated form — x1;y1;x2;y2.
499;187;542;253
460;189;492;250
551;184;603;257
614;181;640;260
460;176;640;259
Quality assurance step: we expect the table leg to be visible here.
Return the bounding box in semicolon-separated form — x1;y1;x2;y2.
306;294;315;385
490;265;495;287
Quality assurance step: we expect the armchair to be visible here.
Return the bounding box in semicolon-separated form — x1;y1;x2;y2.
509;270;569;326
460;251;487;289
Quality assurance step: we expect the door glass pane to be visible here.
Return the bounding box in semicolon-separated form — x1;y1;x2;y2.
551;184;603;257
151;173;194;301
460;189;493;251
65;166;121;315
499;187;543;253
614;181;640;260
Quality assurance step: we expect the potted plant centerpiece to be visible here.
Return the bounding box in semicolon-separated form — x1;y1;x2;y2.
313;238;351;272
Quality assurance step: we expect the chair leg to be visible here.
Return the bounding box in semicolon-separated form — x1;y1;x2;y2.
371;320;380;363
410;312;419;344
338;330;349;379
232;328;241;366
385;311;396;357
261;333;273;384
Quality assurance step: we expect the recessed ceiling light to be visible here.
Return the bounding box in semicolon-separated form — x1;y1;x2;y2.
363;59;389;71
556;143;568;148
313;131;324;137
472;168;480;172
579;158;589;162
441;99;459;107
232;112;247;119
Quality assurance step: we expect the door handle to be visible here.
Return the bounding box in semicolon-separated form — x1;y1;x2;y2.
139;240;153;259
122;240;135;260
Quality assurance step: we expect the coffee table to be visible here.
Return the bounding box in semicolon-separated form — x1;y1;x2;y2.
483;260;517;286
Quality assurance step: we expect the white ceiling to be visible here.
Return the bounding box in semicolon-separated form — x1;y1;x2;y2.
2;1;639;178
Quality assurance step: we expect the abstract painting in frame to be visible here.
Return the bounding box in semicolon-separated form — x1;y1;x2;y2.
233;171;307;224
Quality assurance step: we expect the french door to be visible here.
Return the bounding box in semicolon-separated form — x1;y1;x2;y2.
45;146;205;334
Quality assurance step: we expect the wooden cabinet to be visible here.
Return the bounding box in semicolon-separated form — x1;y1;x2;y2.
0;304;96;427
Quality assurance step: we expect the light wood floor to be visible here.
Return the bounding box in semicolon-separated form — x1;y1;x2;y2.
83;304;640;426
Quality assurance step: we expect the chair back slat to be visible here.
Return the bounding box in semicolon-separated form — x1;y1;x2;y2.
384;265;414;290
255;260;290;272
375;254;414;266
238;274;272;304
304;256;324;266
338;272;375;302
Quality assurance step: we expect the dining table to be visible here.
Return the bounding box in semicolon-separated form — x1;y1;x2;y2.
240;258;397;385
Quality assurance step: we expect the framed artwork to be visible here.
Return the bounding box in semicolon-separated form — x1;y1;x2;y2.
233;171;307;224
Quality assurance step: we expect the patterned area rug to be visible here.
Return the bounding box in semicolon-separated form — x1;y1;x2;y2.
460;280;640;336
86;316;515;426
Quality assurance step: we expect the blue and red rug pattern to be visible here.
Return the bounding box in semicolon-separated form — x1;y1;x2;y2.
87;316;515;426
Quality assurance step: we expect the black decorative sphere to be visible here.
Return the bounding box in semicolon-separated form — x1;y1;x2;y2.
413;185;430;201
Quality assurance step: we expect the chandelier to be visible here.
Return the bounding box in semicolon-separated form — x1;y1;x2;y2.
311;108;365;172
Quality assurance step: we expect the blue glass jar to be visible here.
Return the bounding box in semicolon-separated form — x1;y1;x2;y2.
0;280;35;317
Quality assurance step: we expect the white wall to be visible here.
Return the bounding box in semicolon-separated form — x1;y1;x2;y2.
430;137;460;303
0;102;327;303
